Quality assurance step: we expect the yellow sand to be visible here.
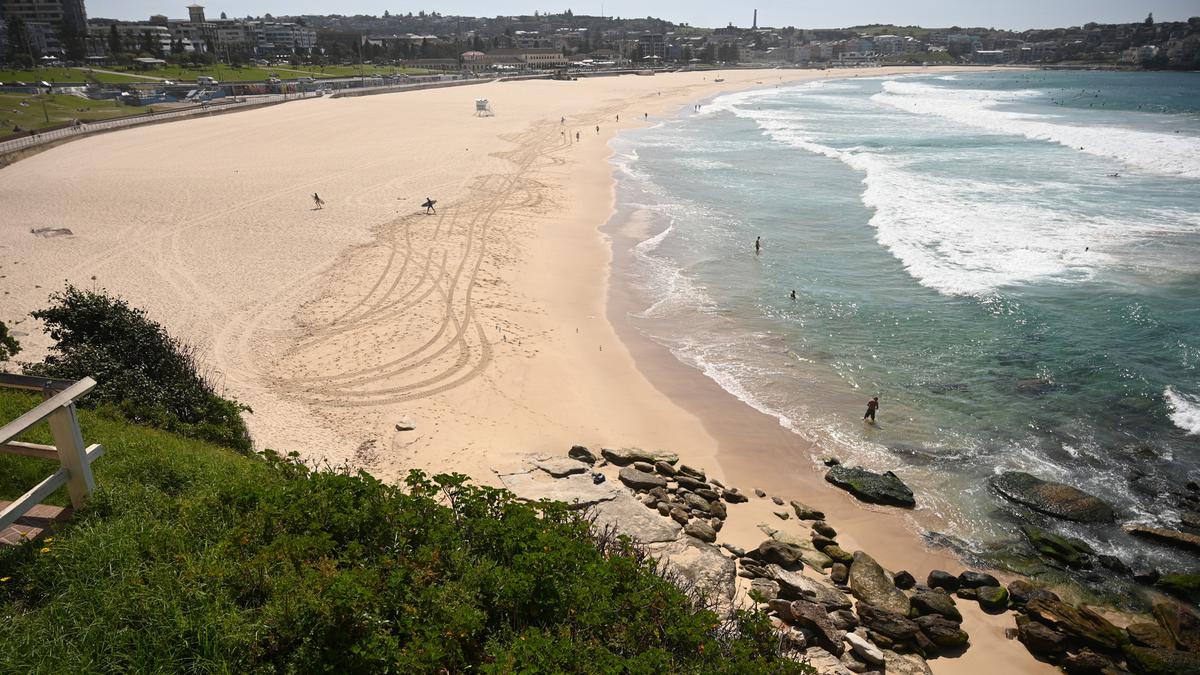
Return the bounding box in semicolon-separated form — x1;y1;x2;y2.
0;66;1051;673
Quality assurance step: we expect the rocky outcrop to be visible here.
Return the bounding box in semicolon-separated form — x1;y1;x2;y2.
825;466;916;508
500;469;619;508
1021;524;1093;569
990;471;1115;523
1153;599;1200;652
791;500;825;520
1024;598;1128;652
764;564;852;611
788;599;846;655
848;551;910;616
1122;644;1200;675
856;602;920;643
648;536;736;608
1127;622;1175;650
600;447;679;467
533;456;589;478
759;524;834;569
753;540;805;568
1017;616;1070;658
591;492;682;544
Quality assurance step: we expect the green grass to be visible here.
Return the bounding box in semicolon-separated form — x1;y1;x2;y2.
0;389;811;673
0;92;157;139
0;64;432;87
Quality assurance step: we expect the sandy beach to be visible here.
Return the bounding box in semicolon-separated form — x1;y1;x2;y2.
0;65;1053;672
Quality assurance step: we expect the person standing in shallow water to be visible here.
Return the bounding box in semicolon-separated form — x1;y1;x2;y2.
864;397;879;422
755;236;761;255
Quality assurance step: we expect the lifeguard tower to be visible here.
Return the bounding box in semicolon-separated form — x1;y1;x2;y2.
474;98;494;116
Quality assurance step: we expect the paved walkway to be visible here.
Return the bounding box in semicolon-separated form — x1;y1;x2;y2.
83;67;167;82
0;502;70;546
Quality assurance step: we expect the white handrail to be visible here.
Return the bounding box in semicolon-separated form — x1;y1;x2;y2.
0;377;103;531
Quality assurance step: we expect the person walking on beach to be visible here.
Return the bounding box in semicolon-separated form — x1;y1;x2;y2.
312;193;324;210
575;131;580;142
595;125;600;134
864;397;879;423
616;114;620;122
755;236;761;255
422;197;437;214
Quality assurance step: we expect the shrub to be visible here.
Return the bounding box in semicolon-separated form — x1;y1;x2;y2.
24;285;251;451
0;320;18;363
0;397;811;672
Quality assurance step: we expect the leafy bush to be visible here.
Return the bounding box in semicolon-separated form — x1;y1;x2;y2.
24;285;251;451
0;320;18;363
0;391;810;673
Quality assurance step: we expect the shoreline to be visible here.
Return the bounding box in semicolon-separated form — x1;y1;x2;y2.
1;65;1055;673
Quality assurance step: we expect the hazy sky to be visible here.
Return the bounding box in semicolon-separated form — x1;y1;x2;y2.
87;0;1198;30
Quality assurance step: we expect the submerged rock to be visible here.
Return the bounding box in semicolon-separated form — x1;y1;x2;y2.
991;471;1115;523
1021;524;1093;569
849;551;910;616
1125;524;1200;553
825;465;916;508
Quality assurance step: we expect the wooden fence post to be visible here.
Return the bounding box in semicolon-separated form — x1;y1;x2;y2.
47;403;95;509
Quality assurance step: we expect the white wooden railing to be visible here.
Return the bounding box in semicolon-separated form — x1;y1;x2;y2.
0;374;103;531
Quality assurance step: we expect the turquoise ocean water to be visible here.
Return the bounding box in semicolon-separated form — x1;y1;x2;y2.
610;70;1200;580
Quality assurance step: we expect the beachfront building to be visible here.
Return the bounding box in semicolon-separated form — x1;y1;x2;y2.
0;0;87;58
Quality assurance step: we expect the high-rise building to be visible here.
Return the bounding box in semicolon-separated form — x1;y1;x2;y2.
0;0;88;33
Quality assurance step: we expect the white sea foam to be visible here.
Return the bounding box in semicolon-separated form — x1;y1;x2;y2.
1166;387;1200;435
873;80;1200;178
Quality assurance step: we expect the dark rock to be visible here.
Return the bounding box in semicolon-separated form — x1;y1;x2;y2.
774;510;791;520
656;502;671;517
1007;579;1059;607
1181;510;1200;531
756;540;804;568
669;507;690;526
618;467;667;491
883;650;934;675
754;488;766;498
829;609;859;630
957;571;1001;589
1124;524;1200;553
1121;644;1200;675
721;489;748;504
1061;648;1114;674
1025;598;1128;652
601;447;679;466
772;496;785;506
1133;566;1161;585
680;492;712;513
568;445;596;464
640;494;658;508
1097;554;1132;576
789;599;846;655
632;461;655;473
825;465;916;508
857;602;921;643
812;533;838;550
824;457;841;466
791;500;826;520
1017;378;1055;395
825;545;854;565
677;464;705;481
976;585;1009;613
709;478;725;489
653;460;677;477
893;570;916;590
684;520;717;543
749;577;780;602
1157;573;1200;603
911;590;962;622
708;499;728;520
914;629;937;657
956;587;978;600
1152;599;1200;652
849;551;911;615
768;598;795;620
695;488;721;502
813;520;838;538
1017;617;1070;658
915;615;969;648
1126;622;1174;650
927;570;960;592
831;562;849;585
991;471;1115;523
675;475;709;492
737;569;758;580
1021;524;1092;569
711;518;723;532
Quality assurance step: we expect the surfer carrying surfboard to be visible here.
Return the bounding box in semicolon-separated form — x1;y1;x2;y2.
864;397;879;423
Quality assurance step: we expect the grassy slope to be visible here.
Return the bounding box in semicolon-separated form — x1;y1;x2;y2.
0;93;157;138
0;390;806;673
0;65;432;85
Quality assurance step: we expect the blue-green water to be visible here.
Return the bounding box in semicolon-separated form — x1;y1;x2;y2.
611;70;1200;575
